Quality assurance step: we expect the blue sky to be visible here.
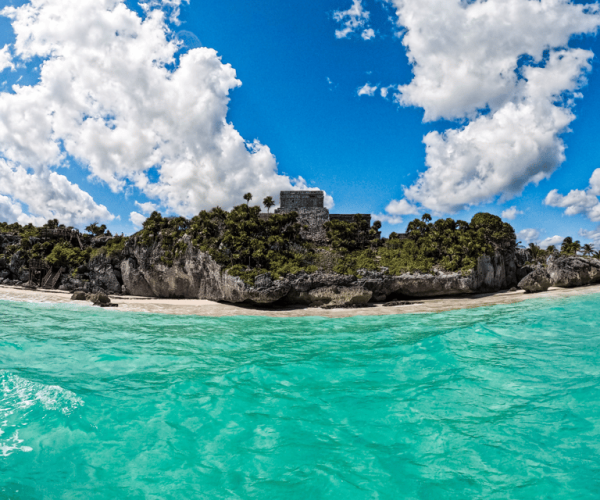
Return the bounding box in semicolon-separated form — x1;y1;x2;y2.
1;0;600;247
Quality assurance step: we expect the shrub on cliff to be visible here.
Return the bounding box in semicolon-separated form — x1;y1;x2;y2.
330;212;516;276
324;215;381;253
46;242;90;268
137;205;317;284
188;204;317;284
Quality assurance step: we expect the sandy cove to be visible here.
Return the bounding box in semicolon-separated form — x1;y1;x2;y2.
1;283;600;318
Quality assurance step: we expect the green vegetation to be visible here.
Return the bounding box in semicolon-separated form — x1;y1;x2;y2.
4;196;599;287
329;213;516;277
0;221;39;238
46;242;91;268
137;202;318;284
91;235;128;259
561;237;581;256
86;222;112;237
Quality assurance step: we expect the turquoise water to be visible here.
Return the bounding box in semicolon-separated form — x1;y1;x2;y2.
1;296;600;499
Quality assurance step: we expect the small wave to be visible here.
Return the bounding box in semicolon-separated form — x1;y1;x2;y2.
1;371;84;457
1;371;84;416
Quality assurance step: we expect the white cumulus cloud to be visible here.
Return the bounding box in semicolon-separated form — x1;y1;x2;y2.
0;45;13;72
383;0;600;213
517;228;540;244
357;83;378;96
501;206;523;220
580;227;600;244
0;0;316;227
334;0;373;40
0;159;113;226
385;198;419;216
361;28;375;40
545;168;600;221
540;235;564;249
129;211;147;229
135;201;159;215
371;213;404;225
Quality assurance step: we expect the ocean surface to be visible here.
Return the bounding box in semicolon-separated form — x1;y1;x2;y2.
1;295;600;499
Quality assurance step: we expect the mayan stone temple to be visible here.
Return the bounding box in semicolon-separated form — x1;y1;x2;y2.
271;190;374;244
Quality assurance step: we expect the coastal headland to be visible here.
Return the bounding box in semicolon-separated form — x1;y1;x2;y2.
2;190;600;310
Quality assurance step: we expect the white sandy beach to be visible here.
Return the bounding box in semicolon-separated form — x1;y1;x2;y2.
1;283;600;318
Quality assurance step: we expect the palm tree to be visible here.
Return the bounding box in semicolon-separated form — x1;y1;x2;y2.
528;242;543;262
546;245;557;254
263;196;275;214
582;243;595;257
243;193;253;205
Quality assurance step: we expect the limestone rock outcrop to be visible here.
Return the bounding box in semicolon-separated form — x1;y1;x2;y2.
89;254;122;295
116;235;519;306
547;256;600;288
517;256;600;292
518;268;552;293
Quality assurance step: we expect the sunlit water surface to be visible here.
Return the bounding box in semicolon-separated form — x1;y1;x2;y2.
1;295;600;499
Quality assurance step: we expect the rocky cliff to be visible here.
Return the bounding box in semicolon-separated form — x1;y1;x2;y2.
9;229;591;308
102;235;522;306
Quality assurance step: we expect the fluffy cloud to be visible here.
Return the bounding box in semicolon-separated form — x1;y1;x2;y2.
357;83;378;96
371;213;404;225
0;194;45;225
129;211;147;229
580;227;600;243
141;0;188;24
383;0;600;213
0;45;13;72
540;235;564;249
135;201;159;214
545;168;600;221
501;206;523;221
517;228;540;244
333;0;374;40
385;198;419;216
0;159;113;226
361;28;375;40
0;0;314;227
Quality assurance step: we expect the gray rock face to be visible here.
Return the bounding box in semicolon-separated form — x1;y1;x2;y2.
518;268;552;293
9;251;26;279
118;235;519;306
89;254;122;294
547;256;600;287
515;248;533;268
517;264;535;282
517;256;600;292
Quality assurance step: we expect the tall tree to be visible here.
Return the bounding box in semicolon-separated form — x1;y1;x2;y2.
243;193;253;205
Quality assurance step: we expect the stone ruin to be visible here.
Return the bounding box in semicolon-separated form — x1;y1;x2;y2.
268;190;376;244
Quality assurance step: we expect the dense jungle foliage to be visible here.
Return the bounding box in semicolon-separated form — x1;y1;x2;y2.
138;204;318;284
0;219;123;270
136;203;518;284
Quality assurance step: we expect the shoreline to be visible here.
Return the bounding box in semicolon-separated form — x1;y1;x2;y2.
1;283;600;318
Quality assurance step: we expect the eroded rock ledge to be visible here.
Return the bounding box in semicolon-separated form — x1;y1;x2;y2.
518;256;600;293
103;236;524;307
